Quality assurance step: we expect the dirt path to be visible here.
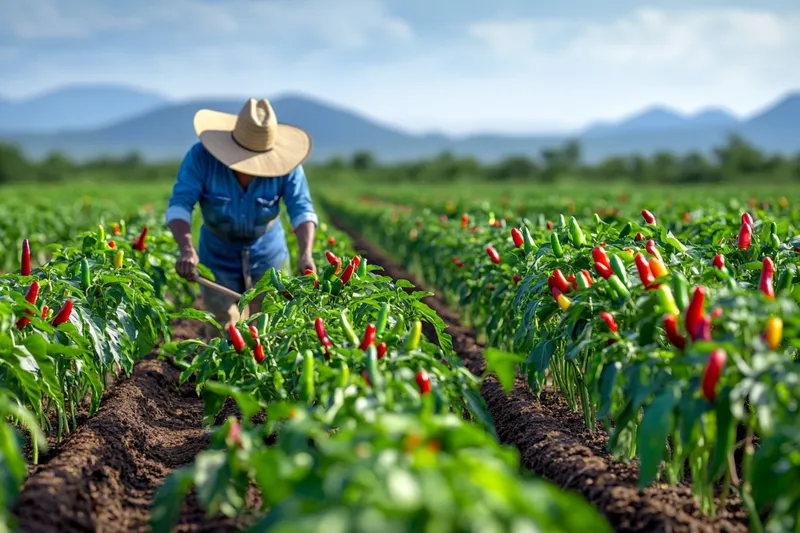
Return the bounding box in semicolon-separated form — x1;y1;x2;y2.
331;213;749;533
12;308;261;533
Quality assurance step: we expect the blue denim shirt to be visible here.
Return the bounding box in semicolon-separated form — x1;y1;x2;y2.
165;141;318;292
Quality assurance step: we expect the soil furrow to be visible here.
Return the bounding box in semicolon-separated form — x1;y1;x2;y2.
11;311;261;533
331;213;749;533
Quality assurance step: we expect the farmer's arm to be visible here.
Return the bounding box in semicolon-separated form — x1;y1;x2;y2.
282;165;318;273
166;143;206;278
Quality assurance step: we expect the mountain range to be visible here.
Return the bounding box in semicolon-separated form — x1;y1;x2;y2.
0;84;798;164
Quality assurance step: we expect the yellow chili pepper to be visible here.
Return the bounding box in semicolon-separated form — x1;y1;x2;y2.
556;293;571;311
764;317;783;350
114;250;124;268
649;257;669;278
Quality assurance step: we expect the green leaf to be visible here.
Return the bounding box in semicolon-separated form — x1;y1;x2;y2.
483;347;525;395
637;386;679;488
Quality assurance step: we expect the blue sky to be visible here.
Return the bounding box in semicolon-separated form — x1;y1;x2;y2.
1;0;798;134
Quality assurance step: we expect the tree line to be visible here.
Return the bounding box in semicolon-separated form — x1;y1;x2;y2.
1;134;799;185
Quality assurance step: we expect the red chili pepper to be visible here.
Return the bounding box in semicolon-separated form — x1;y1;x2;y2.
248;325;265;363
41;305;48;318
511;228;524;248
737;222;752;250
642;209;656;225
461;213;469;229
315;317;334;352
112;223;121;236
600;311;617;332
712;254;725;270
415;369;431;394
635;232;645;241
359;323;376;350
228;324;246;353
682;212;691;223
690;315;712;342
645;240;662;261
377;342;387;359
684;287;706;337
51;300;73;326
304;268;319;287
20;239;30;276
513;274;521;284
132;226;148;251
634;253;656;289
741;212;754;227
592;246;611;268
486;245;501;264
567;273;577;290
340;262;356;285
351;255;361;268
326;251;338;265
362;370;371;386
552;269;571;294
663;315;686;350
601;242;607;247
108;240;116;248
594;262;613;280
711;307;723;320
452;256;464;268
550;284;562;301
546;220;553;230
702;348;727;402
15;280;39;329
759;257;775;299
580;270;593;286
328;236;336;246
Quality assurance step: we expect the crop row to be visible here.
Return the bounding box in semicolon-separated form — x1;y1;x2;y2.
148;209;611;532
324;197;800;532
0;205;612;532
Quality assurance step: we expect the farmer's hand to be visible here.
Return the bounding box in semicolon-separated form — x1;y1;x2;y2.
176;246;199;280
298;251;316;275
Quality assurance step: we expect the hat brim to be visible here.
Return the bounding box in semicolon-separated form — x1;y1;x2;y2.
193;109;312;177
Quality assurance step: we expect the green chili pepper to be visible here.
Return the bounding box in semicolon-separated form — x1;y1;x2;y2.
608;275;631;299
769;221;778;235
270;268;284;292
357;257;368;278
576;272;591;290
619;222;632;239
322;263;337;282
550;232;564;258
338;362;350;389
340;310;359;346
523;227;537;254
331;278;343;295
321;280;332;293
375;303;390;337
405;320;422;351
272;370;286;399
777;269;793;294
365;344;384;391
656;285;680;316
390;313;405;337
299;350;315;405
98;224;105;244
610;255;628;285
558;214;566;228
255;314;269;336
672;273;690;311
568;217;586;246
80;258;90;290
770;233;781;249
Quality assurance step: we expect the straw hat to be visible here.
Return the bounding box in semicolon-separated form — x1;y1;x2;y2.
193;98;312;177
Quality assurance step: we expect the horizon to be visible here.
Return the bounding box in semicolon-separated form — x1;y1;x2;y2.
0;81;796;138
2;0;798;135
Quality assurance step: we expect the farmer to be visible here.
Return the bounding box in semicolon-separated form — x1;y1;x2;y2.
165;97;318;336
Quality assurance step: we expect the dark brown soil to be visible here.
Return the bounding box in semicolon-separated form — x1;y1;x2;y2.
331;213;750;533
11;299;263;533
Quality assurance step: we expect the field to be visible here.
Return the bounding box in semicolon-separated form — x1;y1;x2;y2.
1;177;799;533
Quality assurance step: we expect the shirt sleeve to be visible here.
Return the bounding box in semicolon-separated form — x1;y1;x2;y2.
165;142;206;225
281;164;319;228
